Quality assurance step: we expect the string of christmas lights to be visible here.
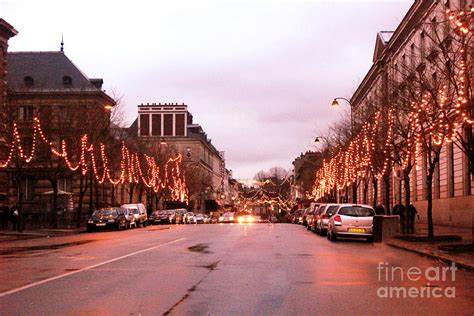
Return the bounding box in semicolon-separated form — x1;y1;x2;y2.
0;117;188;202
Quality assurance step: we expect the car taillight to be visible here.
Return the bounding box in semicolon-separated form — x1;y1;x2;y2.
322;214;329;219
334;215;342;224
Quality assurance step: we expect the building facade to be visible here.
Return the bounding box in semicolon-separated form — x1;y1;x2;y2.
131;103;229;212
346;0;473;227
4;48;116;227
0;19;17;201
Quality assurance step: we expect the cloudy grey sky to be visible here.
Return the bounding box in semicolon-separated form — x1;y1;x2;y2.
2;0;413;179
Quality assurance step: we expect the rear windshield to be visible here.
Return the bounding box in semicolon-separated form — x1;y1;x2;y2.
168;211;176;215
338;206;375;217
325;206;338;216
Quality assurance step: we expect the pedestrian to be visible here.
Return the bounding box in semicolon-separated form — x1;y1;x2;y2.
374;204;385;215
393;204;406;234
0;202;10;229
407;204;419;234
10;205;19;231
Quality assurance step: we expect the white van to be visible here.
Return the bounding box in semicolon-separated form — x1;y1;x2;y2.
121;203;148;228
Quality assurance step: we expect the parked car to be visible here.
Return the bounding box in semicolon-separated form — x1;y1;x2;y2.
174;209;187;224
87;207;130;231
297;209;307;225
314;204;339;235
327;204;375;242
291;209;303;224
148;210;168;225
203;215;211;224
167;210;178;224
305;202;319;230
306;204;320;230
121;203;148;228
195;213;205;224
120;207;137;229
219;212;235;223
183;212;195;224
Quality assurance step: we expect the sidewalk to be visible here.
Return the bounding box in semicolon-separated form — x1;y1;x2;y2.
386;222;474;271
0;227;85;242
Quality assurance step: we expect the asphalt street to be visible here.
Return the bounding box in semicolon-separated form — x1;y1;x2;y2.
0;223;473;315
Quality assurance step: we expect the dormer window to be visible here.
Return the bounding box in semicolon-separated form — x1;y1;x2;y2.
62;76;72;87
24;76;34;88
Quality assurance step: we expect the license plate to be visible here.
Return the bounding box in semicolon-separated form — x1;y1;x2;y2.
348;228;365;233
96;223;106;226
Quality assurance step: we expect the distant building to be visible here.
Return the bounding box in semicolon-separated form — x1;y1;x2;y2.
130;103;230;212
292;151;322;200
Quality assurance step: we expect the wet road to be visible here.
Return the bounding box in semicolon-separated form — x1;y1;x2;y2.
0;223;473;315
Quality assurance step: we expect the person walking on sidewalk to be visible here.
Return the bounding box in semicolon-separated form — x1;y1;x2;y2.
0;202;10;229
10;205;19;231
393;204;406;234
407;204;419;234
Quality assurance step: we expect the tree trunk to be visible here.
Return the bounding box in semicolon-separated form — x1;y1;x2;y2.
384;174;391;215
51;180;58;229
352;181;357;203
129;183;135;203
89;170;94;215
403;170;411;204
373;178;378;209
426;172;434;239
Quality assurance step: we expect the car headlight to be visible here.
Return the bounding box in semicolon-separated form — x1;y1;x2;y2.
219;217;224;221
248;217;254;222
87;220;93;224
230;217;234;221
238;217;244;223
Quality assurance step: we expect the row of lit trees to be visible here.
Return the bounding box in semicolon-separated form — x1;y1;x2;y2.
312;4;472;237
1;95;188;228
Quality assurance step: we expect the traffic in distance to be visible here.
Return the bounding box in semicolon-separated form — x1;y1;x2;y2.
86;204;274;232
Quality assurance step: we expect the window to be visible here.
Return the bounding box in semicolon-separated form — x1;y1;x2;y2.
58;177;72;192
24;76;34;88
175;114;185;136
58;106;70;123
338;206;375;217
163;114;173;136
21;177;35;201
151;114;161;136
62;76;72;87
420;31;426;59
19;105;34;122
139;114;150;136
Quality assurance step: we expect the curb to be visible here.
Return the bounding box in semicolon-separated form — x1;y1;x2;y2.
386;241;474;272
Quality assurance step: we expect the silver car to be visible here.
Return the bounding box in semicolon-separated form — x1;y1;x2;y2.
315;204;339;235
327;204;375;242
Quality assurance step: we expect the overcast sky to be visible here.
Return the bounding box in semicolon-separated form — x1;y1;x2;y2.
2;0;413;179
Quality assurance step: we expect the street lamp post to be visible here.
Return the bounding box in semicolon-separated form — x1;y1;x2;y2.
331;97;354;136
331;97;357;204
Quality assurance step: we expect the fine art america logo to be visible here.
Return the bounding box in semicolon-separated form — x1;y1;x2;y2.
377;262;457;299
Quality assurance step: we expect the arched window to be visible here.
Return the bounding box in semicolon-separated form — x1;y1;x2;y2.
24;76;34;88
62;75;72;87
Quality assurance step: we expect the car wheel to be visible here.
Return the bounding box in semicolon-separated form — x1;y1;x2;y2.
329;231;337;241
366;236;373;243
143;221;147;227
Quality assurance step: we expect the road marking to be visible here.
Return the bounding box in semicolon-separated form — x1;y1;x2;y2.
0;238;185;298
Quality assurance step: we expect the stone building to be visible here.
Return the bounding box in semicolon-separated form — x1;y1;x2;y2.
130;103;228;212
0;19;17;202
4;47;116;227
345;0;473;227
